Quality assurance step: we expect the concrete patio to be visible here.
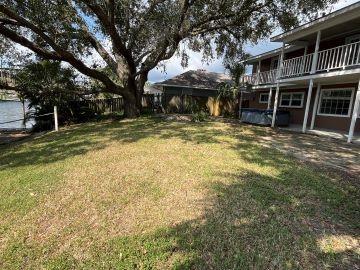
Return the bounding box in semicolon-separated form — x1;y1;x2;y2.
257;126;360;175
279;125;360;145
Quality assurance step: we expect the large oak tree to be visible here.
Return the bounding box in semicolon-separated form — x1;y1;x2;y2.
0;0;337;117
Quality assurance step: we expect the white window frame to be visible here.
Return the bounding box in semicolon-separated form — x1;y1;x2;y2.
259;93;269;104
345;34;360;44
317;88;355;118
279;92;304;108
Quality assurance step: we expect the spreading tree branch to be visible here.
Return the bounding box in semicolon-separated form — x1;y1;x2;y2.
0;8;124;95
67;0;118;73
79;0;135;70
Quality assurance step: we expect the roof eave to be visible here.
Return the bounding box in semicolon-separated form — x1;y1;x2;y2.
245;45;303;64
270;2;360;43
155;83;221;90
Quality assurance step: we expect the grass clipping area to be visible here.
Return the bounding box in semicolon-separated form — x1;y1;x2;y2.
0;117;359;269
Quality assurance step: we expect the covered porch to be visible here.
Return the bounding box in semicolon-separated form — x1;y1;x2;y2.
276;72;360;143
279;124;360;144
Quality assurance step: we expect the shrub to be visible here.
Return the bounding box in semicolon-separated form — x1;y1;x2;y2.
191;111;208;122
15;61;97;130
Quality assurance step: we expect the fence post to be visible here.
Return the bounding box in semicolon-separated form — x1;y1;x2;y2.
54;106;59;131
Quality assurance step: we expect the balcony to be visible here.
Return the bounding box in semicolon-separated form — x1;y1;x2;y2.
242;40;360;86
240;69;278;85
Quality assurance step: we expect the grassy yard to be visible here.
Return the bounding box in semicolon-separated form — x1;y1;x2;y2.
0;117;359;269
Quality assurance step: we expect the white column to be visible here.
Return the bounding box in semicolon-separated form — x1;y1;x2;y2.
238;90;243;120
271;43;285;128
347;79;360;143
310;83;321;130
256;60;261;85
302;46;308;74
267;87;273;110
311;31;321;74
271;85;280;127
54;106;59;132
302;79;314;133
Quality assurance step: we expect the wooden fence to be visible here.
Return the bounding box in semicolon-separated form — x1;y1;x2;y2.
163;93;239;116
75;94;237;116
81;97;124;114
78;94;162;114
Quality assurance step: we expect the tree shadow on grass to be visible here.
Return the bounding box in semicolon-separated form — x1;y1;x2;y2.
0;117;266;170
98;168;359;269
104;129;358;269
1;117;358;269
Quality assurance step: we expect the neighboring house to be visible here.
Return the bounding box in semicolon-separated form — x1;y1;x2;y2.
156;69;232;96
144;84;162;95
241;2;360;143
156;69;235;115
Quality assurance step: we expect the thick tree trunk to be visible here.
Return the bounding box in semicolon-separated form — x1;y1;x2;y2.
124;99;140;118
119;70;147;118
123;88;141;118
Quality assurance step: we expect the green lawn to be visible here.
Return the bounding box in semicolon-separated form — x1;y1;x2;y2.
0;117;359;269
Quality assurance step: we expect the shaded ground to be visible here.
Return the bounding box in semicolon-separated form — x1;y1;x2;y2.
0;117;359;269
258;128;360;175
0;131;32;145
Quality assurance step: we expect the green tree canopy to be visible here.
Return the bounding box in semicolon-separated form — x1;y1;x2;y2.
0;0;338;117
15;60;79;109
14;60;95;129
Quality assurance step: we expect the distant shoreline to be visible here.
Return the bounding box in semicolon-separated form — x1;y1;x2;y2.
0;99;21;102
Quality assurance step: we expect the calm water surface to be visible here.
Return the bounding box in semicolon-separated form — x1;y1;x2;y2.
0;101;35;129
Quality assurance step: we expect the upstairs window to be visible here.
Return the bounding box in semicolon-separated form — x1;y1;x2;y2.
318;88;354;117
279;92;304;108
259;93;269;103
345;34;360;44
270;58;279;70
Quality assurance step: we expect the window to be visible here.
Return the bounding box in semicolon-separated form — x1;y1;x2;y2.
270;58;279;70
279;92;304;108
345;34;360;44
317;88;354;117
259;93;269;103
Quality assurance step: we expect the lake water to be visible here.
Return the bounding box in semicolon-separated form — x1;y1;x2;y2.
0;101;35;130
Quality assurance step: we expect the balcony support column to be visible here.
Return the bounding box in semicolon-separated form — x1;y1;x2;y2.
302;79;314;133
271;43;285;128
347;78;360;143
311;31;321;74
301;46;308;74
267;87;273;110
256;60;261;85
310;83;321;130
238;89;243;120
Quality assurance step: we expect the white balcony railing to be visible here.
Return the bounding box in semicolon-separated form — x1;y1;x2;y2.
317;41;360;71
281;53;313;77
258;69;278;84
241;40;360;86
240;69;278;85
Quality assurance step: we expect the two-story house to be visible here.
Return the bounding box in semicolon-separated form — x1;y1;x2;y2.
241;2;360;143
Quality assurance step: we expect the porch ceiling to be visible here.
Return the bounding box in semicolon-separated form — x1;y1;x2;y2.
271;2;360;43
287;17;360;46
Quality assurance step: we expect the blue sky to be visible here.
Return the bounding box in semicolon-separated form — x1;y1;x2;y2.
148;0;359;83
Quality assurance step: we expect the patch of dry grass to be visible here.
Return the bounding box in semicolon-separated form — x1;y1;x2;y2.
0;117;359;269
